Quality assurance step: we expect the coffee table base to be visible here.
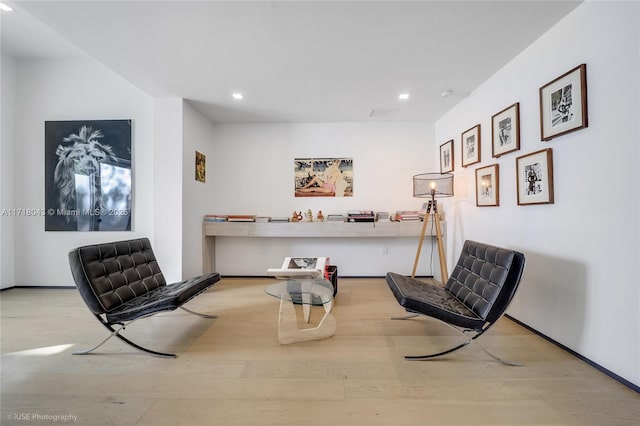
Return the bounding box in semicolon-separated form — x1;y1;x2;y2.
277;296;336;344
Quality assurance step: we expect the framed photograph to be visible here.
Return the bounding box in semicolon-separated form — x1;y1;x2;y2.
539;64;588;141
440;139;454;173
461;124;481;167
294;158;353;197
516;148;554;205
195;151;206;183
475;164;499;207
492;102;520;157
44;119;132;232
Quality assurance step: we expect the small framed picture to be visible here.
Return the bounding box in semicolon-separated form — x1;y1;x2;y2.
440;139;454;173
492;103;520;158
195;151;206;183
461;125;481;167
475;164;499;207
539;64;588;141
516;148;554;205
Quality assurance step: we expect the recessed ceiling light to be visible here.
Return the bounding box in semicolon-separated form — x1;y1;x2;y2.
0;2;14;12
232;93;243;100
398;93;410;101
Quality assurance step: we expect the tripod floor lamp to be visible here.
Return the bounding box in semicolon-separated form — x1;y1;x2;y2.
411;173;454;283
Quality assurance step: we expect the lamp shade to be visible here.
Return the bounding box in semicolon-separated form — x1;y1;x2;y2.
413;173;454;198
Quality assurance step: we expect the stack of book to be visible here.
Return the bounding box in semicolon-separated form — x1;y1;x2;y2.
347;210;375;222
376;212;390;222
327;214;346;222
255;217;270;223
393;211;422;221
270;217;290;223
227;215;256;222
203;214;228;222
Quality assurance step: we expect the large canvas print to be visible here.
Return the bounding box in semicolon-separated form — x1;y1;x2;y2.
45;120;132;231
294;158;353;197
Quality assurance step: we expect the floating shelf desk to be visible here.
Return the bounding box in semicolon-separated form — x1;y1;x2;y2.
202;220;445;275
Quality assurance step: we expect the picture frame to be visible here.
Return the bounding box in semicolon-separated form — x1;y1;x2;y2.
294;158;353;197
44;119;132;232
516;148;554;205
492;102;520;158
461;124;481;167
439;139;454;173
539;64;588;141
475;164;499;207
195;151;206;183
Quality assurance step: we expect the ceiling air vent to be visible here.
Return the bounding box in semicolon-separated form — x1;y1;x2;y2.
369;108;397;118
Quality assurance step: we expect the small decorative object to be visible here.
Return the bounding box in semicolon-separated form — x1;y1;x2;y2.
297;211;303;221
195;151;206;182
439;140;454;173
294;158;353;197
305;209;313;221
461;125;481;167
492;103;520;158
475;164;499;207
317;210;324;221
291;211;299;222
539;64;588;141
516;149;554;205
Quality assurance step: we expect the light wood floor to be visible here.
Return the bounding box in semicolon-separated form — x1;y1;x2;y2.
1;278;638;426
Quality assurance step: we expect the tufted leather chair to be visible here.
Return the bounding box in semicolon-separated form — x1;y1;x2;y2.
386;240;525;362
69;237;220;357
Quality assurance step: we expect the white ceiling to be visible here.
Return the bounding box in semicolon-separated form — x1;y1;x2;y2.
1;0;582;123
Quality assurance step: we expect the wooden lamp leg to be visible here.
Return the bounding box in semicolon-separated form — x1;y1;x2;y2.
411;213;430;278
434;212;448;285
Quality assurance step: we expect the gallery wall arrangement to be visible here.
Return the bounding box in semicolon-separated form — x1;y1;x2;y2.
44;119;132;231
442;63;587;208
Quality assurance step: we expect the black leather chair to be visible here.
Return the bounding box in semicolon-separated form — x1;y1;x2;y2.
386;240;525;363
68;237;220;357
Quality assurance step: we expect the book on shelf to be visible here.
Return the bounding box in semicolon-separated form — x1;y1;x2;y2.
347;210;375;222
393;211;422;221
203;214;228;222
376;212;390;221
270;217;290;223
226;215;257;222
255;216;271;223
326;214;346;222
267;257;329;279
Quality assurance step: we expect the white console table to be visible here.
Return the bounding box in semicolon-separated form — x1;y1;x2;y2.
202;220;445;275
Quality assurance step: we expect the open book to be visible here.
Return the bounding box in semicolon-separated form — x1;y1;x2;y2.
267;257;328;279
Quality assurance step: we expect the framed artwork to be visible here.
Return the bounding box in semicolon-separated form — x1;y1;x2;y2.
45;119;132;231
516;148;554;205
539;64;588;141
461;124;481;167
195;151;206;183
492;102;520;158
440;140;454;173
475;164;499;207
294;158;353;197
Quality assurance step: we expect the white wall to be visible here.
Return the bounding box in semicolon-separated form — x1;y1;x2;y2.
435;1;639;387
152;98;184;283
0;54;16;289
201;121;441;276
182;100;217;279
7;57;155;286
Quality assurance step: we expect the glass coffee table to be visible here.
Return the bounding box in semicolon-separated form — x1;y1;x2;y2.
264;278;336;344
